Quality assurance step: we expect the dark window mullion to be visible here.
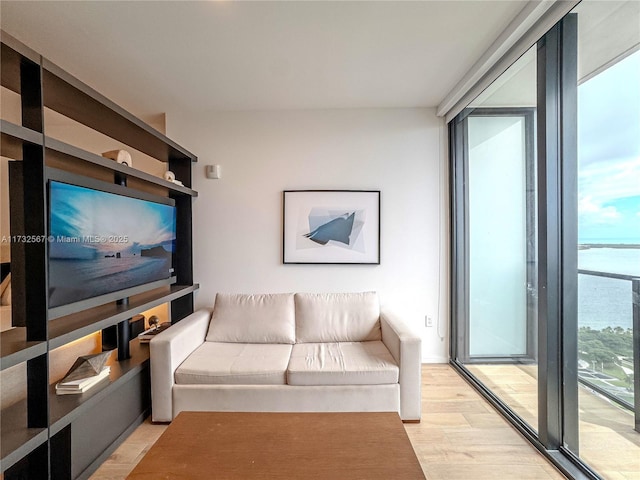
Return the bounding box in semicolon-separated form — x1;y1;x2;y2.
536;21;563;450
449;114;468;363
559;13;579;455
536;13;579;454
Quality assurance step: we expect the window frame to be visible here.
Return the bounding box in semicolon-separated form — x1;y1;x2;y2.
449;13;603;480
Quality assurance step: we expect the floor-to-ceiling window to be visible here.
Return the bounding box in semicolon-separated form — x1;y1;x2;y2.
450;1;639;478
451;47;539;430
571;1;640;475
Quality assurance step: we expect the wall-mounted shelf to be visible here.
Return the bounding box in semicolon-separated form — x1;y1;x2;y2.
1;30;198;479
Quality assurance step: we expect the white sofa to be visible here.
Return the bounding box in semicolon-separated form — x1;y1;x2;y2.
150;292;422;422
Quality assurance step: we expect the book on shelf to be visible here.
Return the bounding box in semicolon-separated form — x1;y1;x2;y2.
138;322;171;343
55;366;111;395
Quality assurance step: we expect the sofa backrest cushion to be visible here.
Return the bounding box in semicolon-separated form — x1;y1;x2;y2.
206;293;295;344
295;292;381;343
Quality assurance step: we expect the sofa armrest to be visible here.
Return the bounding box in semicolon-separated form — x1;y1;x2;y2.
150;309;211;421
380;308;422;422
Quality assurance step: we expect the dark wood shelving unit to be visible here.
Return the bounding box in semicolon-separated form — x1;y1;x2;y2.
1;120;43;159
49;340;150;436
0;328;47;371
1;30;198;479
49;284;199;349
41;60;194;164
44;137;198;197
0;34;40;91
0;399;48;472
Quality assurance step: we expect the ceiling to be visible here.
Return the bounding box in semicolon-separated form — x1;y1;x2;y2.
1;1;527;116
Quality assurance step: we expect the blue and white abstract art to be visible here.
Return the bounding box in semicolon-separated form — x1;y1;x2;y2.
283;190;380;264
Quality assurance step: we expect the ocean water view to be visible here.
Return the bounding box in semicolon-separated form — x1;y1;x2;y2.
578;246;639;331
49;256;171;308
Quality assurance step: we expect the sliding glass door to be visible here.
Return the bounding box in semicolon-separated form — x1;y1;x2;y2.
467;110;536;360
451;47;539;430
450;1;640;478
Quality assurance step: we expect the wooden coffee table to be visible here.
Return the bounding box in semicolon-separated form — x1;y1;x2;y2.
127;411;425;479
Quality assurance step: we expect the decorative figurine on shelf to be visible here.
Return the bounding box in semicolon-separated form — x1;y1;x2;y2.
148;315;160;330
138;316;171;343
102;149;133;167
163;170;184;186
55;350;114;394
60;350;113;383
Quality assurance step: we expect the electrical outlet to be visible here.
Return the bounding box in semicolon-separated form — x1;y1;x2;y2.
425;316;434;327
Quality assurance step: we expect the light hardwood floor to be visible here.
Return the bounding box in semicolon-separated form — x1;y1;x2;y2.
469;364;640;479
90;364;566;480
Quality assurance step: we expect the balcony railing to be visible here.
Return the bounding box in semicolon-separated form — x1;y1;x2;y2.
577;269;640;433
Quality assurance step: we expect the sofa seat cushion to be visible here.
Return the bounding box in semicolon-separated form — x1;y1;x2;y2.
206;293;295;344
287;341;399;386
295;292;381;343
175;342;292;385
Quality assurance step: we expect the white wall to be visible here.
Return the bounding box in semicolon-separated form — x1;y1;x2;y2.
168;108;449;362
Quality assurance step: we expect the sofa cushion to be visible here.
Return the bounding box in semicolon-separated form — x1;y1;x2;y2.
287;341;398;386
295;292;381;343
175;342;292;385
206;293;295;344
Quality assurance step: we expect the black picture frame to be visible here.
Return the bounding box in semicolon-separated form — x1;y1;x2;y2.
283;190;380;265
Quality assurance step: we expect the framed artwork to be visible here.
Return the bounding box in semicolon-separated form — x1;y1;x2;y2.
283;190;380;264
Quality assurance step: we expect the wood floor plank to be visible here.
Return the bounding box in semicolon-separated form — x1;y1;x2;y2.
422;463;559;480
419;412;471;428
421;399;494;414
411;443;555;466
470;363;640;477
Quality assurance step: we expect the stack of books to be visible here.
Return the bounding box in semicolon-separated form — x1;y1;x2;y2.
55;366;111;395
55;351;112;395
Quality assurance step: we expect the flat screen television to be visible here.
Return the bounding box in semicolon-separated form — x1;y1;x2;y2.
47;169;177;318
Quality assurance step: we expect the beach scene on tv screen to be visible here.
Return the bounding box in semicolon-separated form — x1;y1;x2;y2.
48;181;176;308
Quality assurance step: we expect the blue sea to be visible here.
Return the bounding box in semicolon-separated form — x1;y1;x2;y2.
578;247;639;330
49;256;171;308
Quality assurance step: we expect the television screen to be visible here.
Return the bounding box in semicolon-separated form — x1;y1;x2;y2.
48;180;176;309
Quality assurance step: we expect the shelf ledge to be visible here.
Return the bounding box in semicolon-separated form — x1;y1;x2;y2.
48;284;199;349
0;398;48;474
0;327;47;371
45;136;198;197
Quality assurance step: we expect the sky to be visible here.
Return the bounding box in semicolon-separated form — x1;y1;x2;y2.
577;49;640;244
49;181;176;259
